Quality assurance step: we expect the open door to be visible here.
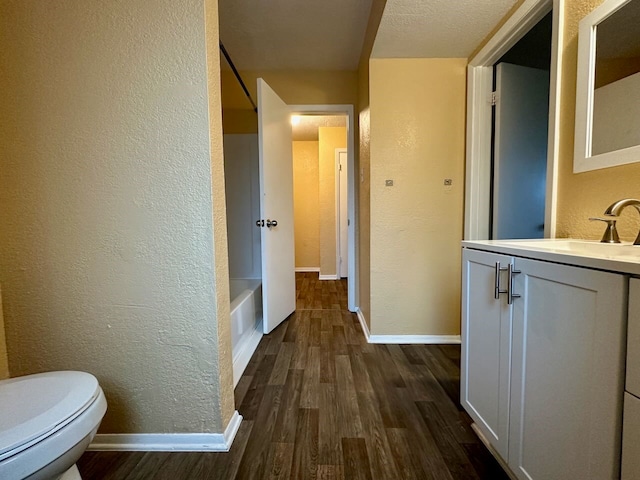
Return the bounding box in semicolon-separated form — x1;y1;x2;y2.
493;62;549;240
257;79;296;334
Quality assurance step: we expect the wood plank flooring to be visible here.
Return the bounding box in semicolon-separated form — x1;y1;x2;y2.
78;273;507;479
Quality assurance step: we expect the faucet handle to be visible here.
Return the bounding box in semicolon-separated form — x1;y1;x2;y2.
589;217;621;243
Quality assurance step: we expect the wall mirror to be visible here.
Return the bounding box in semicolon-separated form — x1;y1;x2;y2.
574;0;640;173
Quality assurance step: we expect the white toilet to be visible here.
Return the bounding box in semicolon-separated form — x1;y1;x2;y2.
0;371;107;480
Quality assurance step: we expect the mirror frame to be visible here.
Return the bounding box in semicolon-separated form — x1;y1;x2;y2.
574;0;640;173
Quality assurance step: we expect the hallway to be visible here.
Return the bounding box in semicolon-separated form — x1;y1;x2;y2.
78;273;507;479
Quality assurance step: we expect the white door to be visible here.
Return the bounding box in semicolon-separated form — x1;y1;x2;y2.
257;79;296;334
493;63;549;240
461;248;513;459
338;149;348;278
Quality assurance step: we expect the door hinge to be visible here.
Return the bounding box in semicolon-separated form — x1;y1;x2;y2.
490;91;498;106
339;164;342;172
347;219;350;226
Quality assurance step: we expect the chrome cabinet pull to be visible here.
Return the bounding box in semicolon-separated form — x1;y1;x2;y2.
494;262;508;299
507;264;521;305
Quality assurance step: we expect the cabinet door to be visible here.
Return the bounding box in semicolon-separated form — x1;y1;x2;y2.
461;248;513;459
509;258;626;480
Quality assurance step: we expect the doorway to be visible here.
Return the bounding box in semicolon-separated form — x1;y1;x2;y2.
290;105;357;312
490;12;552;239
464;0;563;241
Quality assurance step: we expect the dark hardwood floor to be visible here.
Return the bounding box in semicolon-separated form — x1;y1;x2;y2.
78;273;507;479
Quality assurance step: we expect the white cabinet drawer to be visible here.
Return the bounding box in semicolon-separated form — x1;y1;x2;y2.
622;392;640;480
627;278;640;397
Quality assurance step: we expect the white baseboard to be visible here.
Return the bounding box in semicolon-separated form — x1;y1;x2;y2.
233;321;263;387
368;335;461;344
356;308;371;342
355;308;459;344
88;410;243;452
295;267;320;272
319;274;339;280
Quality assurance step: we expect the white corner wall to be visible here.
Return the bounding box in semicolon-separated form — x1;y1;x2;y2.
223;134;262;280
0;0;233;434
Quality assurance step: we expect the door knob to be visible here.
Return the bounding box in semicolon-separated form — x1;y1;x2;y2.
266;219;278;228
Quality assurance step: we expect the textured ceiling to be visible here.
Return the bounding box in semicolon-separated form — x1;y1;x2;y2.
292;115;347;141
218;0;373;71
372;0;520;58
218;0;524;71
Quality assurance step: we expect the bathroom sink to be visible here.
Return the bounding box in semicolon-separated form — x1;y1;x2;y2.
494;239;640;260
463;238;640;276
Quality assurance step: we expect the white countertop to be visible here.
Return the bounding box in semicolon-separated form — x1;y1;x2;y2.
462;238;640;276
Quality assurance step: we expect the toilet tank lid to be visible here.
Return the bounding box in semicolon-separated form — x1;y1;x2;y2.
0;371;100;458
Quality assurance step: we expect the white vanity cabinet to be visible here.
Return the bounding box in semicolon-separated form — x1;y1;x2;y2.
462;246;627;480
622;278;640;479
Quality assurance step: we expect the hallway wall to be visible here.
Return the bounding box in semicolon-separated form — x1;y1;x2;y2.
293;141;321;270
369;58;466;336
319;127;348;278
221;70;358;134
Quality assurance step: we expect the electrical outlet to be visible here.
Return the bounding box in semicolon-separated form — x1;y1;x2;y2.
385;180;394;187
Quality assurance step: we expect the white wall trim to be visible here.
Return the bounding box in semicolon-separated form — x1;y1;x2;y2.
289;104;357;312
368;335;462;345
89;410;243;452
544;0;564;238
464;0;560;240
355;308;458;344
232;324;263;387
295;267;320;272
356;308;371;342
319;274;339;281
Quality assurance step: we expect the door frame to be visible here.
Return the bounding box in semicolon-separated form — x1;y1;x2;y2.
464;0;564;240
335;148;348;278
289;104;357;312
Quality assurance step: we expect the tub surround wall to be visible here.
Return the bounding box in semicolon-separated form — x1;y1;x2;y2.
0;0;235;438
223;134;261;280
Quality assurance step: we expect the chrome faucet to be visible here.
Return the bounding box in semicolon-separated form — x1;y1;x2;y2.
601;198;640;245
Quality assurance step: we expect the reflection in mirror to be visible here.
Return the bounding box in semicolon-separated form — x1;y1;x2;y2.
592;0;640;156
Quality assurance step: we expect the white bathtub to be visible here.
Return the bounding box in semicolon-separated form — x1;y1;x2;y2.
229;278;263;386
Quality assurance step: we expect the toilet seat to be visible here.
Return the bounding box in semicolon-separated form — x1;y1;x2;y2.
0;371;100;461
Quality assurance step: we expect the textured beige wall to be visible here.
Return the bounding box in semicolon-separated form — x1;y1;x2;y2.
0;288;8;379
221;70;358;134
358;61;372;328
356;0;387;328
293;142;321;269
555;0;640;241
319;127;348;277
0;0;234;434
205;0;235;429
369;58;467;336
